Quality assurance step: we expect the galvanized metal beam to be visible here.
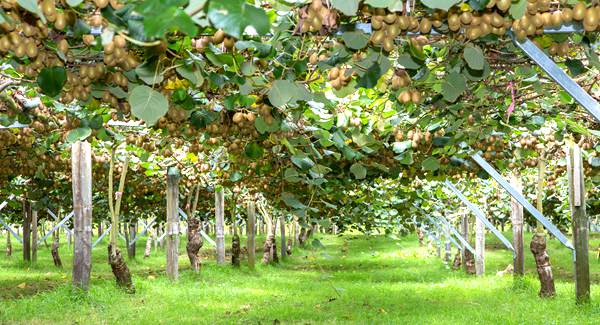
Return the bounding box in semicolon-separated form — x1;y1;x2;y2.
471;153;574;250
510;31;600;123
38;211;74;244
436;215;476;255
445;181;515;254
93;224;112;248
128;217;157;247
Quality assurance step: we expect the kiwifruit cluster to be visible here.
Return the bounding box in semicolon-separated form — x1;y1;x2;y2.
103;35;138;69
327;66;352;90
390;69;411;90
192;29;237;53
518;134;540;150
257;100;275;125
298;0;338;33
475;135;506;160
396;89;422;104
513;2;600;40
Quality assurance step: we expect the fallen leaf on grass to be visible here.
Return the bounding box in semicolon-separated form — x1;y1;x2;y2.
17;282;27;289
147;275;156;280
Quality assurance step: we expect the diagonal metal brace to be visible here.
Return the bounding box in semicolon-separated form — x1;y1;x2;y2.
426;215;464;251
445;181;515;254
39;211;74;244
472;153;574;250
93;224;112;248
46;209;73;236
436;216;476;255
128;217;157;247
510;31;600;123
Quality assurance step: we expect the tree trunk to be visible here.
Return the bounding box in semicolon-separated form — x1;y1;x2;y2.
531;157;555;297
452;251;461;270
144;231;153;258
530;234;555;297
51;230;62;267
98;222;103;238
417;228;425;246
286;238;293;256
127;222;136;260
108;244;134;293
231;233;241;267
464;249;476;274
262;234;278;265
23;200;31;262
186;217;203;272
6;229;12;256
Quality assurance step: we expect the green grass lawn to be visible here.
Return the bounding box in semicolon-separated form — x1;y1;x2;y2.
1;229;600;324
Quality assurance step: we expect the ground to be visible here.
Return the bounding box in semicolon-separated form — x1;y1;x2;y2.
1;231;600;324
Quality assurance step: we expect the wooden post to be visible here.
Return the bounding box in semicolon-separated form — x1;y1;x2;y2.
510;173;525;276
279;214;286;259
23;200;31;262
72;141;92;290
31;209;38;263
461;213;469;272
166;167;180;281
475;206;485;276
567;142;590;304
444;239;451;262
215;187;225;264
247;202;256;269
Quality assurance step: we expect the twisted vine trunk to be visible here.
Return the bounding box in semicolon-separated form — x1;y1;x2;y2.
186;217;203;272
51;231;62;267
231;234;241;267
6;230;11;256
464;249;476;274
530;233;555;297
144;232;152;258
286;238;293;256
262;234;278;264
417;228;425;246
452;251;461;270
108;244;135;293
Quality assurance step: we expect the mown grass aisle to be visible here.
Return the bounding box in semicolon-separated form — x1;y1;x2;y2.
1;233;600;324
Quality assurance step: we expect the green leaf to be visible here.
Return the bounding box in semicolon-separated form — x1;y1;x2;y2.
176;65;204;86
441;72;466;102
291;153;315;170
468;0;491;11
281;192;306;209
392;141;413;154
397;53;422;70
66;127;92;143
341;31;369;50
207;0;270;39
17;0;46;23
37;67;67;97
136;0;198;38
66;0;84;6
135;59;164;85
331;0;359;16
509;0;527;19
268;80;310;108
244;142;264;159
128;85;169;126
463;45;485;71
565;59;586;77
190;110;218;128
420;0;461;11
422;157;440;171
364;0;404;11
350;163;367;180
229;171;244;182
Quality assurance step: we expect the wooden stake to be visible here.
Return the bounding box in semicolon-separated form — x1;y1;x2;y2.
72;141;93;291
247;201;256;269
567;142;590;304
461;213;469;273
166;167;180;281
22;200;31;262
279;214;286;258
215;187;225;264
510;173;525;276
475;204;485;276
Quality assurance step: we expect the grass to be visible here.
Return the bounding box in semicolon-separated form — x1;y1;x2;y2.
1;229;600;324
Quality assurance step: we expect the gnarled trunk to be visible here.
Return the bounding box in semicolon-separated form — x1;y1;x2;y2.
464;249;476;274
51;231;62;267
186;217;203;272
452;251;461;270
6;230;11;256
262;234;278;264
144;232;152;258
417;228;425;246
231;234;241;267
286;238;293;256
530;233;555;297
108;244;135;293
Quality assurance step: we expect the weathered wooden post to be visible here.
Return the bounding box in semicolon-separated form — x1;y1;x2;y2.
567;142;590;304
279;214;286;259
444;239;451;262
247;201;256;269
166;167;180;281
475;202;485;276
461;212;469;272
72;141;92;290
23;200;31;262
31;209;38;263
510;173;525;276
215;187;225;264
